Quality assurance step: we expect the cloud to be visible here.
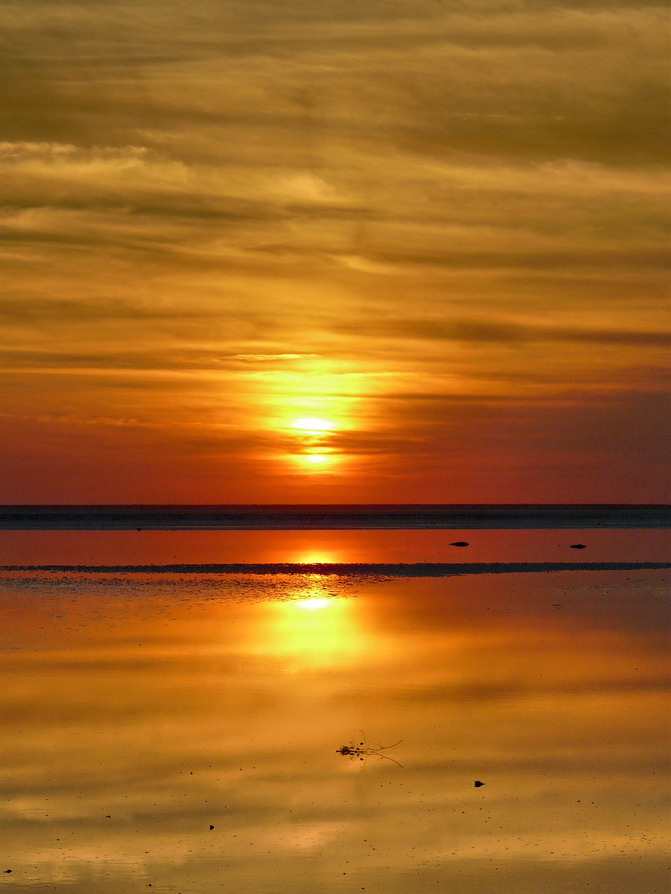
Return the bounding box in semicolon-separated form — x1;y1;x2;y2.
231;353;317;362
0;0;668;500
332;317;671;348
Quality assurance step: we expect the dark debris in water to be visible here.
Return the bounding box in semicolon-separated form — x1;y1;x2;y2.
336;737;403;768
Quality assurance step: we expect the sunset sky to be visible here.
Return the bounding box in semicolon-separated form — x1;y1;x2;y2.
1;0;669;503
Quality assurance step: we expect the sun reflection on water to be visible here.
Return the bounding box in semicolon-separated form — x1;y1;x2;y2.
296;596;331;611
253;577;370;669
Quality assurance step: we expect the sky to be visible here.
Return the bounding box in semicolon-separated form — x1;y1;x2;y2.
1;0;669;504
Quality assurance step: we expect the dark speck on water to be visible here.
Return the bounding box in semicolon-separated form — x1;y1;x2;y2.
450;541;470;547
570;543;587;549
474;781;485;787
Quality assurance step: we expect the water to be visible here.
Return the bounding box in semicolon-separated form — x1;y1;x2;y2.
0;529;669;893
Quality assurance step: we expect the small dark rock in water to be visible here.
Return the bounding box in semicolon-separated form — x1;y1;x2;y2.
209;825;214;830
450;541;470;547
569;543;586;549
474;781;485;787
4;870;12;873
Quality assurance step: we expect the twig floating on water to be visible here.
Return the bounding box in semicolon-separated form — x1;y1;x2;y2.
336;737;404;768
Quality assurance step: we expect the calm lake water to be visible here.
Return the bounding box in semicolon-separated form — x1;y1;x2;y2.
1;529;669;893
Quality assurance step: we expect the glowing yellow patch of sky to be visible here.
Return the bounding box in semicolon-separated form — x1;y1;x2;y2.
242;360;365;475
303;453;329;465
290;452;339;474
289;415;338;471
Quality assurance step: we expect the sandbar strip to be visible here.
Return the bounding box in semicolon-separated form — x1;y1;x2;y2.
2;561;670;577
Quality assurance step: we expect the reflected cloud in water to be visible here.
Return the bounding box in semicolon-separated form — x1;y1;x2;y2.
0;562;669;893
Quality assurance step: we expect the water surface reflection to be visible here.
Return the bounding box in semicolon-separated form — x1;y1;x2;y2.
0;566;669;893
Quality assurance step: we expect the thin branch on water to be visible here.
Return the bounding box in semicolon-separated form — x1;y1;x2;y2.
336;736;404;768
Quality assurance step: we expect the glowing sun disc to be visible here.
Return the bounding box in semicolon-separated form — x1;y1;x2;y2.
292;417;334;433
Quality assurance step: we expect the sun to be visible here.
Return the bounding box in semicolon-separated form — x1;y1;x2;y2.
289;417;338;471
292;416;335;434
279;412;343;473
304;453;329;465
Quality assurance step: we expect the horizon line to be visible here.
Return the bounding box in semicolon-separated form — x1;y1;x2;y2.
1;504;669;530
2;502;669;507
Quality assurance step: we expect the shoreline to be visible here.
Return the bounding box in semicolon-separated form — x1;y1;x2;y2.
3;561;670;576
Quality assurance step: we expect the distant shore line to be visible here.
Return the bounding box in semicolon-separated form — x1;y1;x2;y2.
1;504;670;530
2;562;670;577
